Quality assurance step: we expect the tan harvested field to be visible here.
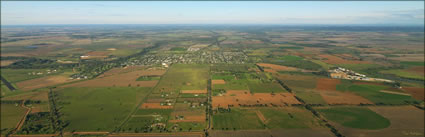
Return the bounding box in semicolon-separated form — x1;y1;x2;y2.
403;87;424;101
316;78;340;91
140;103;173;109
212;90;301;108
263;69;278;73
335;106;424;137
319;54;370;64
379;90;411;96
0;60;17;66
256;63;298;71
212;80;226;85
63;69;163;87
2;91;48;101
319;91;374;105
30;104;50;114
85;51;110;56
389;54;425;61
181;89;207;94
17;75;76;91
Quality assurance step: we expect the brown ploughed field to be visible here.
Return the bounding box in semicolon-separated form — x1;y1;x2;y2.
212;90;301;108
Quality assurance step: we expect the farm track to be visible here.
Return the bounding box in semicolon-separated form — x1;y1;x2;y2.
9;100;32;135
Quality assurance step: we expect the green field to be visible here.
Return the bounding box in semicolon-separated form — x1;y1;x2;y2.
260;107;323;129
279;55;303;61
380;69;424;80
57;87;151;132
136;76;161;81
400;61;425;67
1;69;63;83
247;81;286;93
154;64;209;93
212;108;265;130
212;73;234;81
121;109;173;133
318;107;390;130
337;84;419;104
294;91;326;104
1;104;27;134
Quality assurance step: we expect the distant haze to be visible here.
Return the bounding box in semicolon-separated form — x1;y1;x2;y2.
1;1;424;25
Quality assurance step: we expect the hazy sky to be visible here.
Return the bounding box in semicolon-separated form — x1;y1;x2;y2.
1;1;424;25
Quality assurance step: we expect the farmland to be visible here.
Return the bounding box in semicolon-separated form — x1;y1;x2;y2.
1;25;424;137
317;107;390;130
56;87;151;132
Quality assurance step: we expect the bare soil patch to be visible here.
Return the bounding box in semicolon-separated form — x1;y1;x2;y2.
256;63;298;71
212;90;301;108
1;60;17;66
316;78;340;91
181;89;207;94
407;66;425;75
403;87;424;101
212;80;226;85
17;75;76;91
263;69;278;73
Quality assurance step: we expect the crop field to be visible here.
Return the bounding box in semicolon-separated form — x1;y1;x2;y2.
381;69;425;80
121;109;172;133
1;104;28;134
256;63;298;72
17;74;77;91
403;87;424;101
259;107;324;129
336;84;419;104
316;78;340;91
333;106;424;137
317;107;390;130
212;108;265;130
293;91;326;104
63;69;164;88
56;87;151;132
212;90;300;108
277;74;318;90
152;64;209;94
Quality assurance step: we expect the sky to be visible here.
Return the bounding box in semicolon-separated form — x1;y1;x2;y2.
1;1;424;25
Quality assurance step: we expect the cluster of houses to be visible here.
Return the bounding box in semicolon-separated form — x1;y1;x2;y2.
27;69;57;75
124;51;248;66
329;67;394;83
